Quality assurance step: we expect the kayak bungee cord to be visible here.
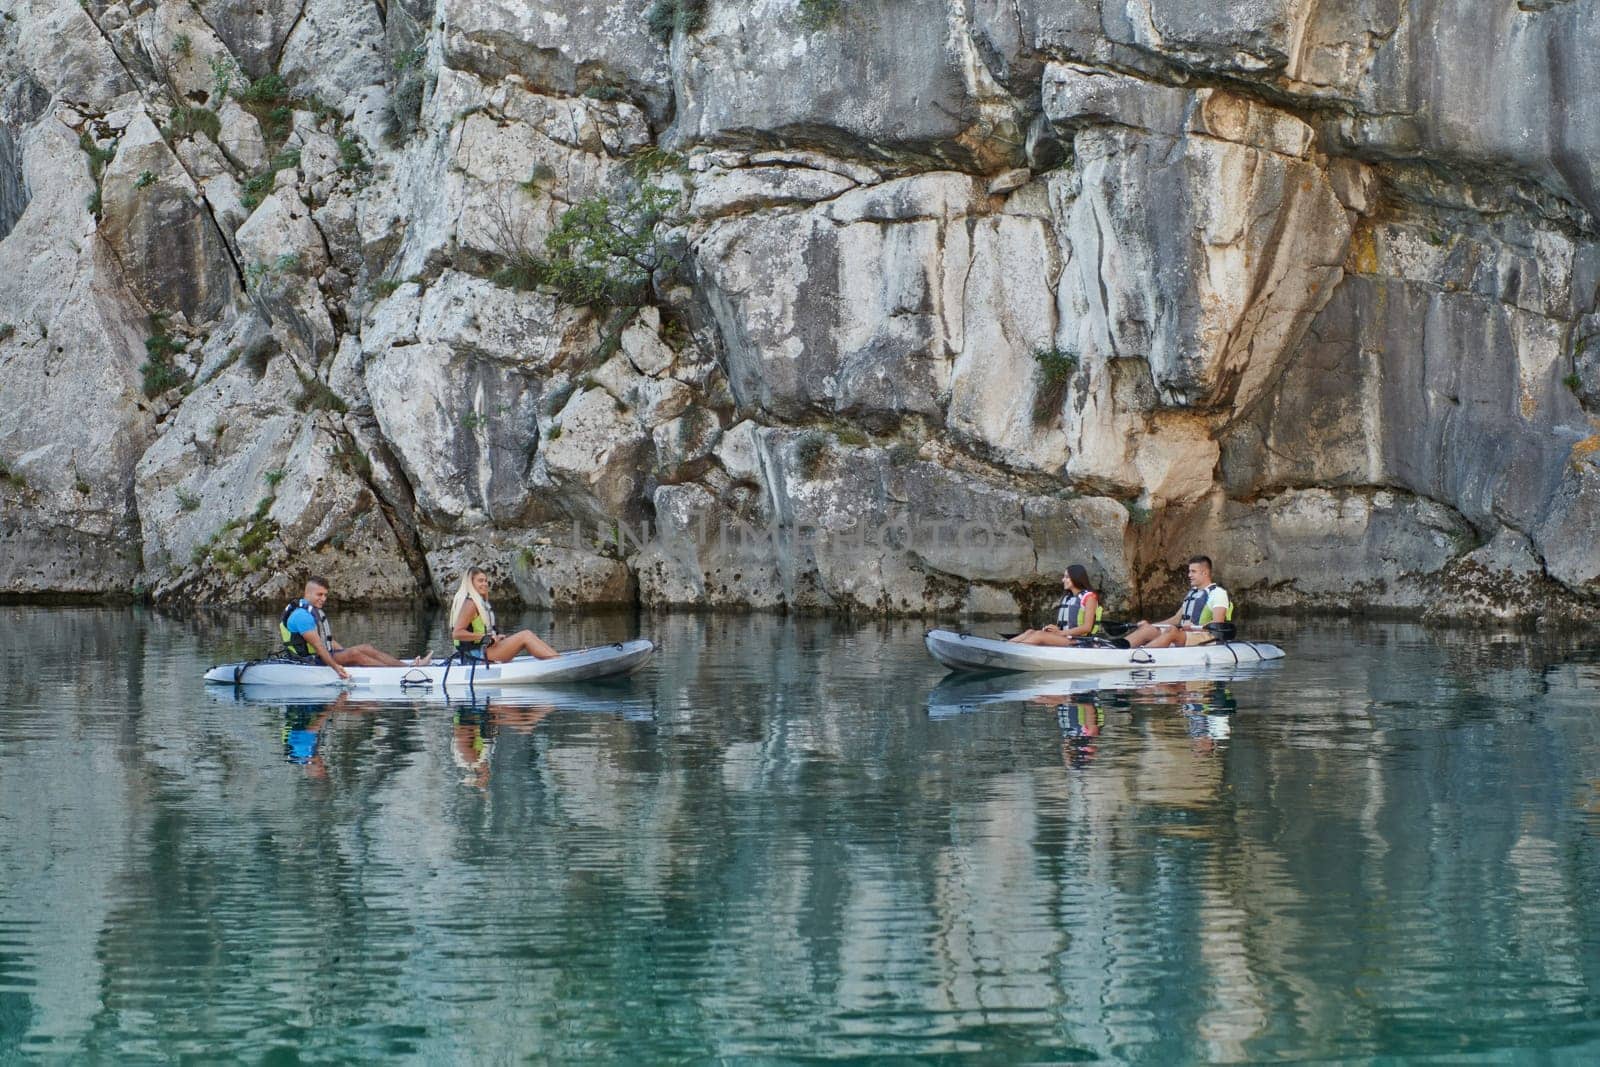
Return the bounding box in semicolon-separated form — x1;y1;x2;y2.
232;656;285;685
442;650;478;699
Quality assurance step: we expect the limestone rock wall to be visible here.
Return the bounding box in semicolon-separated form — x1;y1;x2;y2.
2;0;1598;624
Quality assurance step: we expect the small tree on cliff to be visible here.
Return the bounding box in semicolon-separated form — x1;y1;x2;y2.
491;157;685;310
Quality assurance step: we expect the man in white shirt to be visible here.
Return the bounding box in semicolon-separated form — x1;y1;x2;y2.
1126;556;1232;649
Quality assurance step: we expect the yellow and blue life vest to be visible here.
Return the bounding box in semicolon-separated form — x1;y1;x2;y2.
279;599;332;657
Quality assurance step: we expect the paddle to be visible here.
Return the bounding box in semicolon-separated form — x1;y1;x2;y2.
997;620;1137;645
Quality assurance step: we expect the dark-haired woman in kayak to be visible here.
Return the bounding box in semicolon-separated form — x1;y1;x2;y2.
1009;564;1103;647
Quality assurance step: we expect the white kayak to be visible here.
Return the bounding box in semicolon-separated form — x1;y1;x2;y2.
204;639;655;688
924;628;1285;673
928;663;1269;718
206;682;657;718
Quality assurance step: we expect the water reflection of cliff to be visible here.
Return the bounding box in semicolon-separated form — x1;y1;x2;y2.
2;610;1599;1058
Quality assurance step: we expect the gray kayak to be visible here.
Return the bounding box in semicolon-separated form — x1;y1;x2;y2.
928;662;1275;718
924;628;1286;673
204;639;655;688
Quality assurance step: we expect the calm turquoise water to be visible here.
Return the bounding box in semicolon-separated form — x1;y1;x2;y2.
3;607;1600;1062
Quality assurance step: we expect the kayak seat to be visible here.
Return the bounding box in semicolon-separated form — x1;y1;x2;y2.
1204;622;1237;642
1072;635;1130;649
253;653;318;670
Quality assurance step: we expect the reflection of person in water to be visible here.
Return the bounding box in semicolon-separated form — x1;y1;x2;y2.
452;705;494;790
1027;693;1104;767
1172;682;1237;755
451;700;557;789
281;692;376;778
1056;696;1104;768
284;703;332;775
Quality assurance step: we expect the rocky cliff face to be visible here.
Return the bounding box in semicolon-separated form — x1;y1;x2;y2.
2;0;1598;624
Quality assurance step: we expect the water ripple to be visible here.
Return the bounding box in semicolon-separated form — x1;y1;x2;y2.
3;613;1600;1059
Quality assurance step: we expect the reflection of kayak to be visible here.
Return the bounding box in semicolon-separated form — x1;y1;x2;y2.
928;664;1267;718
924;629;1285;673
203;640;655;688
206;682;656;718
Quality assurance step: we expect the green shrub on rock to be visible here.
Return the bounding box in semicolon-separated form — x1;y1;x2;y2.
387;75;425;143
493;183;683;309
168;105;221;143
797;0;843;28
647;0;705;42
1030;346;1077;425
240;171;275;211
795;430;830;477
237;74;290;106
294;371;347;414
141;332;187;398
208;55;238;102
336;136;368;173
78;130;117;183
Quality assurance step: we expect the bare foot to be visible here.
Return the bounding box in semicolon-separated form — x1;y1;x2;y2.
412;651;433;666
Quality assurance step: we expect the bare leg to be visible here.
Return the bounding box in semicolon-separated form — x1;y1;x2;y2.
1125;624;1164;648
334;644;410;668
1012;629;1081;647
1145;627;1187;649
485;629;560;663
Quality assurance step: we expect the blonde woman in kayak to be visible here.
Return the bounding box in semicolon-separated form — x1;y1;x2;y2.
448;567;560;662
1009;564;1103;647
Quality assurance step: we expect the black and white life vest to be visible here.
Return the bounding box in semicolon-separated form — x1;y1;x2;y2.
1180;584;1231;627
1055;590;1104;633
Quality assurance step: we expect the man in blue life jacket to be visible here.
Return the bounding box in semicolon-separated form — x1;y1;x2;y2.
280;576;428;679
1125;555;1233;649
